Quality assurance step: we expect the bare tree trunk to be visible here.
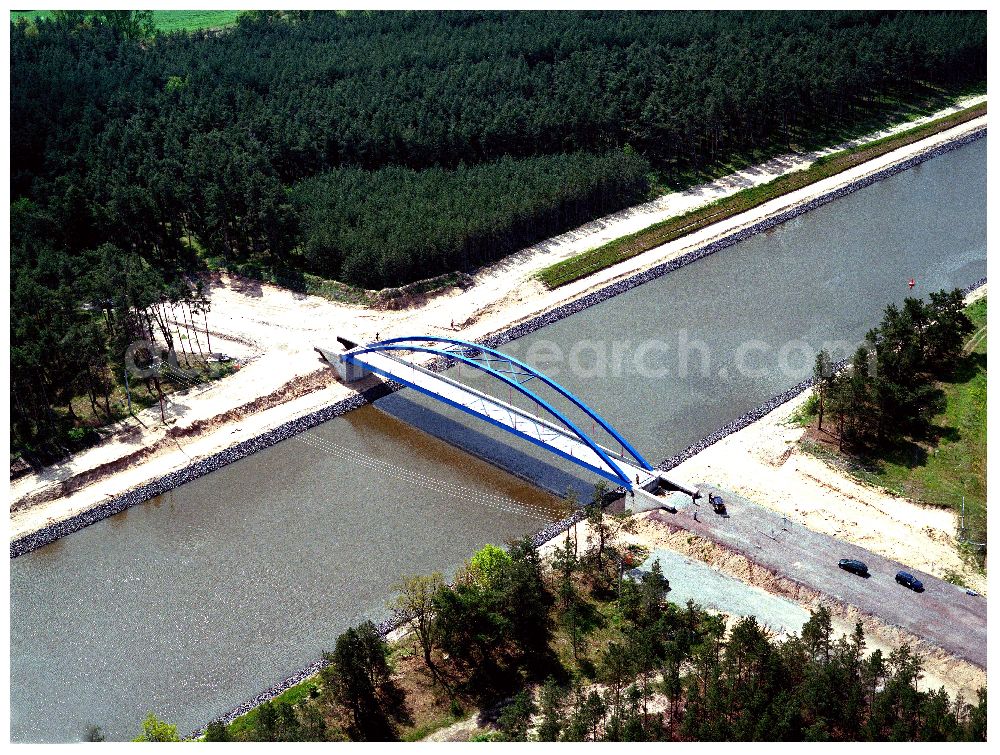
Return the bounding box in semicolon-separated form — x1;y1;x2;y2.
171;303;189;364
202;304;213;355
100;364;113;417
143;310;156;345
149;303;173;350
185;301;205;360
153;376;166;423
86;369;99;417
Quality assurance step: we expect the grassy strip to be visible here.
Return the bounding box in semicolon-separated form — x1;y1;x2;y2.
150;10;243;33
10;10;243;33
224;677;320;740
537;101;986;290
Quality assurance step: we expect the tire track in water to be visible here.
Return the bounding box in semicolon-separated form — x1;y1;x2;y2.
11;128;985;560
296;432;552;522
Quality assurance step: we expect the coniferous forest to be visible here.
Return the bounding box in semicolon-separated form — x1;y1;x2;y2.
190;528;987;742
10;10;986;457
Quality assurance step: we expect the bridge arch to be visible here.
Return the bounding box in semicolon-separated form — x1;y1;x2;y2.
345;336;653;488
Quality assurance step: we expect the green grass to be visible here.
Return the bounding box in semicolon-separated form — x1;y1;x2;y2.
150;10;243;33
787;394;821;428
224;677;320;740
10;10;243;33
537;101;986;290
803;298;987;559
941;569;972;590
219;644;466;742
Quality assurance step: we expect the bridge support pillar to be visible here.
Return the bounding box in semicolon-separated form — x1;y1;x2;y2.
314;344;370;383
625;472;701;513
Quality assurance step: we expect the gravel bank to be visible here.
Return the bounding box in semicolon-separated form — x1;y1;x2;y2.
11;128;984;562
186;268;987;737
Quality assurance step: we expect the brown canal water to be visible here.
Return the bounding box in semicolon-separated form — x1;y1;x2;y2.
9;407;565;743
10;136;986;741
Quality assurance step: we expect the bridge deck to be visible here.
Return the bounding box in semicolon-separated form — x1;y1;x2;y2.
349;350;656;489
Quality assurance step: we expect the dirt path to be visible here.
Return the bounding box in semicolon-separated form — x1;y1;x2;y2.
10;98;986;544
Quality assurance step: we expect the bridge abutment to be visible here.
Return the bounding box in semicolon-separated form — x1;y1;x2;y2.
315;344;370;383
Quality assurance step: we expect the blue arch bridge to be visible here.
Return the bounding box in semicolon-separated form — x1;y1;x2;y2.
317;336;697;502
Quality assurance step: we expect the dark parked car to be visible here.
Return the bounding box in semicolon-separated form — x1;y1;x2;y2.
895;571;924;592
838;558;870;577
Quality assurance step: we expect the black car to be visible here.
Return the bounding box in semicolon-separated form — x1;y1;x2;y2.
838;558;870;577
895;571;924;592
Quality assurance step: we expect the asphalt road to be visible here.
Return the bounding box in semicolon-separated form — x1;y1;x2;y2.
648;484;987;669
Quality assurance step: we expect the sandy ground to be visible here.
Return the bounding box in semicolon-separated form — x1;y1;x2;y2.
9;97;986;543
667;354;986;597
697;409;978;583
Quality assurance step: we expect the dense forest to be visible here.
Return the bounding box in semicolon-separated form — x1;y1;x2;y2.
10;10;986;458
167;498;986;742
291;151;648;285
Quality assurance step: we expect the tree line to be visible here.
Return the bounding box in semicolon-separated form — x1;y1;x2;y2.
9;10;986;457
188;489;985;742
12;10;985;282
11;199;213;461
812;289;973;449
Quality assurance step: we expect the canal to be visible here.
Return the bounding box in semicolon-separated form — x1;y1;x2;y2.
10;136;986;741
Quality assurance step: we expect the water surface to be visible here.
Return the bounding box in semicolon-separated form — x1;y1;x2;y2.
10;137;986;741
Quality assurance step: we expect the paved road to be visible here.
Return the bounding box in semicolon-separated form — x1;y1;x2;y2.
648;484;986;668
633;547;810;635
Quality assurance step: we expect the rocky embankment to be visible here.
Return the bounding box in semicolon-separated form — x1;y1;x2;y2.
11;127;985;562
